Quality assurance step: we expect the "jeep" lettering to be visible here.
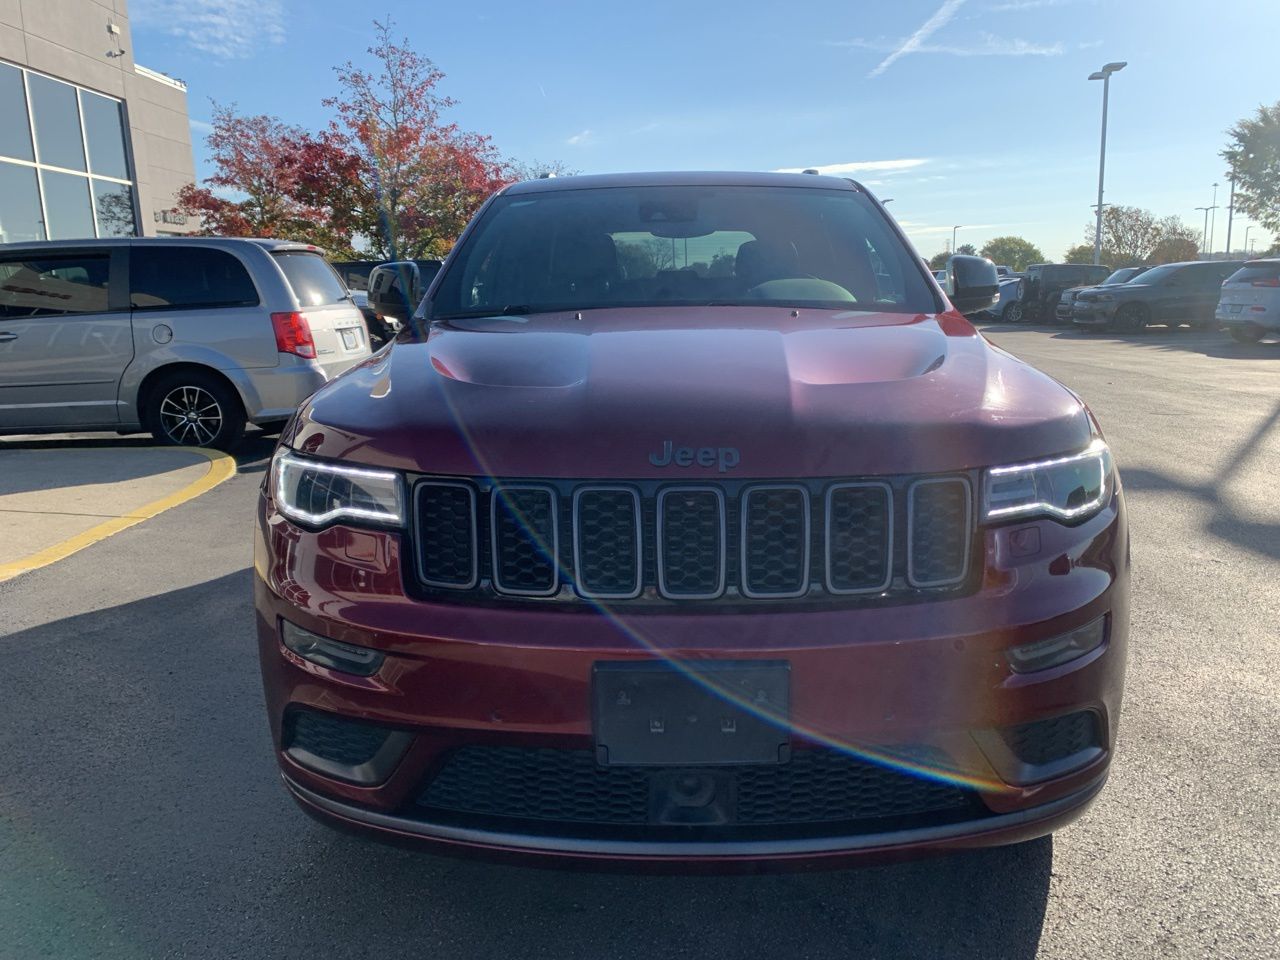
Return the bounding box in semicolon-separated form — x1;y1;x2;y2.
648;440;740;473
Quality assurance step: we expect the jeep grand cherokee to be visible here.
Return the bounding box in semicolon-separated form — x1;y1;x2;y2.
254;172;1128;868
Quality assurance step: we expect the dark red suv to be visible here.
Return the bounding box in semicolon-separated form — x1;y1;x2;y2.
254;172;1128;868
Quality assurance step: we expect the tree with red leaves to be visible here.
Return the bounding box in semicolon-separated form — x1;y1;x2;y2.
325;19;514;259
175;20;545;259
174;105;363;257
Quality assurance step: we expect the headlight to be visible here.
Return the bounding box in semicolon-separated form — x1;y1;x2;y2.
983;439;1113;522
271;449;404;528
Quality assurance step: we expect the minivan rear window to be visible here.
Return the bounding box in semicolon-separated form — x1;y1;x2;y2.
273;252;350;307
131;247;259;310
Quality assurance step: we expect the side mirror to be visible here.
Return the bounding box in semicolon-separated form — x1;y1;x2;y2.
368;262;423;321
368;262;418;321
945;255;999;315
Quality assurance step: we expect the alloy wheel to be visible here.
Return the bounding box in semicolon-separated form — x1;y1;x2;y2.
158;385;224;446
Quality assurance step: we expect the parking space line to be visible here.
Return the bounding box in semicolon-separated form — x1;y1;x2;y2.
0;447;237;583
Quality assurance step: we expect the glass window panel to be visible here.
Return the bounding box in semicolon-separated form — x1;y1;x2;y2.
0;162;46;243
130;247;260;310
92;180;137;237
41;170;95;239
272;252;350;306
0;64;34;162
0;255;111;318
81;91;129;180
28;73;86;171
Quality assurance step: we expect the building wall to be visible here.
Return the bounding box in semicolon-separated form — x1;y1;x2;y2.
0;0;197;239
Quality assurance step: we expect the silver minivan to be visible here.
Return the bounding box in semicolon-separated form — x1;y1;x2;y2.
0;237;372;449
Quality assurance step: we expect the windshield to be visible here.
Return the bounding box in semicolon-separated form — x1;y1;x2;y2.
429;185;939;318
1103;268;1140;284
1128;263;1180;285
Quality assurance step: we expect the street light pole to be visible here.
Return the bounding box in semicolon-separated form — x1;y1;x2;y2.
1225;172;1236;256
1209;182;1219;258
1195;206;1212;256
1089;62;1127;266
1243;225;1253;256
952;225;962;254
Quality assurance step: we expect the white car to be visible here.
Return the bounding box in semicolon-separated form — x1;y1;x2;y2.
1216;259;1280;343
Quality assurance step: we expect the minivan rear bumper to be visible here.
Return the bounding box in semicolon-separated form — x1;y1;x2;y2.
237;359;328;422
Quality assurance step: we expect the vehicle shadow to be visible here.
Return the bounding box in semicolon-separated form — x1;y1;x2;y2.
1121;397;1280;562
0;570;1051;960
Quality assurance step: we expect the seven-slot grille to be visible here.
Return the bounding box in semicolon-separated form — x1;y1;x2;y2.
410;476;972;604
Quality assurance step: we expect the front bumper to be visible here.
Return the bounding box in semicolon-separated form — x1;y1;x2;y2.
1072;302;1118;326
254;488;1129;867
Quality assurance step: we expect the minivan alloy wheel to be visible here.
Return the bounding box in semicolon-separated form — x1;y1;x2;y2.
159;385;224;445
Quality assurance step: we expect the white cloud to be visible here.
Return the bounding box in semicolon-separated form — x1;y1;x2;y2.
566;129;593;146
904;223;1001;235
836;33;1063;60
774;158;930;176
189;118;214;134
1078;40;1104;49
867;0;968;77
130;0;285;60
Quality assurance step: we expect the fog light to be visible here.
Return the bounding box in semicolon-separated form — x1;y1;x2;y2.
1007;616;1107;674
280;620;384;676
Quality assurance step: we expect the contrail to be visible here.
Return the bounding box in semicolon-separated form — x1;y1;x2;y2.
869;0;967;77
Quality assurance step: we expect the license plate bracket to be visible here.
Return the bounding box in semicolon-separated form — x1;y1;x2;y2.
340;327;361;349
593;660;790;766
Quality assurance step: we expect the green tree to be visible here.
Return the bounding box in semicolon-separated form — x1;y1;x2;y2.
956;243;977;256
928;250;950;270
980;236;1045;270
1149;217;1200;264
1222;101;1280;235
1064;243;1102;264
1082;205;1161;265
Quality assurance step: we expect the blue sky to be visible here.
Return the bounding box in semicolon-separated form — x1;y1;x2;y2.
128;0;1279;259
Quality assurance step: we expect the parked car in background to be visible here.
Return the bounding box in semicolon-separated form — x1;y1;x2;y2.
331;260;381;294
1055;266;1150;323
1073;260;1245;332
1022;263;1113;322
1216;259;1280;343
0;237;372;449
995;265;1013;277
979;275;1026;322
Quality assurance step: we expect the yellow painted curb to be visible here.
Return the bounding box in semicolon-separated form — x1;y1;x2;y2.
0;447;237;583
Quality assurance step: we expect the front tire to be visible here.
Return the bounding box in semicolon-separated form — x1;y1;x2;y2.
145;370;246;451
1230;325;1266;344
1115;303;1149;333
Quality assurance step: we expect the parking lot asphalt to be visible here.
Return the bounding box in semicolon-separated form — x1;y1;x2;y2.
1;325;1277;960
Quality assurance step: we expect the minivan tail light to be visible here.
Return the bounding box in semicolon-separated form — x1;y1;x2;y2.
271;311;316;359
1250;278;1280;287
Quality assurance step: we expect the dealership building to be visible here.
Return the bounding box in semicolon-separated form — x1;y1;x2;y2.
0;0;196;243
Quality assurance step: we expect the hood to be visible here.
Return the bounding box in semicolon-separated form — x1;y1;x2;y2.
286;307;1092;478
1081;282;1153;300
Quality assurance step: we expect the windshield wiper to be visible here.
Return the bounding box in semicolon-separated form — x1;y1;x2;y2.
434;305;540;321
